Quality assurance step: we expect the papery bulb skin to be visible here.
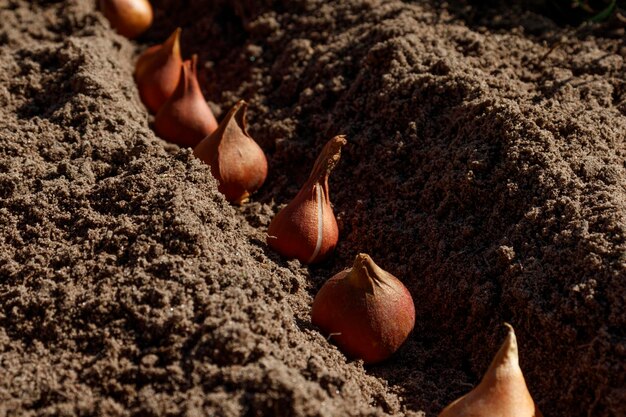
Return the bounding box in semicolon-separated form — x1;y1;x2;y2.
100;0;153;39
267;135;346;264
135;28;183;113
311;254;416;364
268;185;338;263
438;323;542;417
154;55;218;147
193;100;268;204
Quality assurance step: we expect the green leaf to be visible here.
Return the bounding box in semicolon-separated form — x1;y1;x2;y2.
590;0;617;22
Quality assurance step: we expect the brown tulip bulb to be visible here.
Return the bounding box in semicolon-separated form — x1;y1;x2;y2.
154;55;218;147
135;28;183;113
99;0;153;39
193;100;268;204
267;135;346;264
439;323;542;417
311;254;416;364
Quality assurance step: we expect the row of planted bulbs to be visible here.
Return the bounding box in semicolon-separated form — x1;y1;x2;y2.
100;1;543;415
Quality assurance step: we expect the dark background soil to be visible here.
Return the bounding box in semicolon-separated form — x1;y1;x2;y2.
0;0;624;416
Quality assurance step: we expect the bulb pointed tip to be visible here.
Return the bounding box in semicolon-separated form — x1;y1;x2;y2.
308;135;347;183
221;100;249;136
502;322;518;349
167;27;182;44
352;253;371;273
332;134;348;147
487;322;519;374
326;135;347;158
349;253;392;291
233;99;248;113
355;253;380;272
355;253;370;263
166;28;182;56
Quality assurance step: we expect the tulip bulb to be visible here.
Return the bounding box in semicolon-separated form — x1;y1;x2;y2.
135;28;183;113
267;135;346;264
154;55;218;147
193;100;268;204
439;323;542;417
99;0;153;39
311;254;415;364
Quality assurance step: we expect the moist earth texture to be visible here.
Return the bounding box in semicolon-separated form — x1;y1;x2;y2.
0;0;625;416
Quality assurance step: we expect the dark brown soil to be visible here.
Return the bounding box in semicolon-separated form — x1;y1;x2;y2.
1;0;625;416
